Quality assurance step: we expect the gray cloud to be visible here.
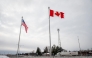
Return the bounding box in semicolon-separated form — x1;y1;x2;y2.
0;0;92;54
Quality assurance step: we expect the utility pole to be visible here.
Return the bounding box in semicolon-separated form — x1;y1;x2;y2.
57;28;62;56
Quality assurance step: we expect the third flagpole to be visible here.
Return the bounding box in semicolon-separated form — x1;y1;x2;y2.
48;7;52;57
77;36;82;56
16;17;22;58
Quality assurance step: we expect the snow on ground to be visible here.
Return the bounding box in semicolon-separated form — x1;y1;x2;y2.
1;55;92;58
0;55;9;58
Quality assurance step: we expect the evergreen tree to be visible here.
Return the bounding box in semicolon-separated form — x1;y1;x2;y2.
51;45;64;56
59;47;63;52
36;47;42;56
56;46;60;53
44;46;48;53
51;45;57;55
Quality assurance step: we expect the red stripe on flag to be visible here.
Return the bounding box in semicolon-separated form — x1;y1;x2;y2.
22;23;28;33
22;19;28;33
60;12;64;18
50;9;54;17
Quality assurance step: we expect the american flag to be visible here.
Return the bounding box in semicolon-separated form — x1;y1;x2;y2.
22;19;28;33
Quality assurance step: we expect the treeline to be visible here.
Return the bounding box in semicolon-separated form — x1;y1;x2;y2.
36;45;64;56
13;45;65;56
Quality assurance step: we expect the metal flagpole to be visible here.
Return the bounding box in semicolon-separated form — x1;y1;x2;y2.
57;29;61;48
16;17;22;58
48;7;52;57
77;36;82;56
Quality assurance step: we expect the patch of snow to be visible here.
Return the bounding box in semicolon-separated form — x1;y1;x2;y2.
0;55;9;58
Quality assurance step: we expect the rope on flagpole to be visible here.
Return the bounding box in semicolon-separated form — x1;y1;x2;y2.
48;7;52;57
16;17;22;58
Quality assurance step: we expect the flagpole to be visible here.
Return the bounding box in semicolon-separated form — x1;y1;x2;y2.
77;36;82;56
48;7;52;57
16;17;22;58
57;29;61;48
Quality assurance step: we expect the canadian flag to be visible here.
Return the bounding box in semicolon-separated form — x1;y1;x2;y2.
50;9;64;18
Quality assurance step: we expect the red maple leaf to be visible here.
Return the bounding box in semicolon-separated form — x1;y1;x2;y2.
55;11;60;16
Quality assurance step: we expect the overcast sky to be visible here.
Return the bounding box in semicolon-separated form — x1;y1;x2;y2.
0;0;92;54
